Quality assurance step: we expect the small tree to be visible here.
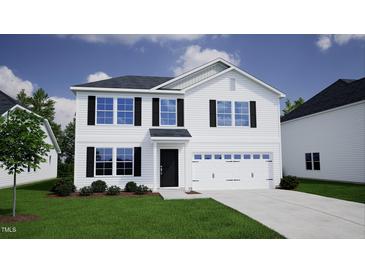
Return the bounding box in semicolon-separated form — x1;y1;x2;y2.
0;108;52;217
282;97;305;115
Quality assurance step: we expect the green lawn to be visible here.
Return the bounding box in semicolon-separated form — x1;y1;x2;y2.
296;178;365;203
0;179;283;239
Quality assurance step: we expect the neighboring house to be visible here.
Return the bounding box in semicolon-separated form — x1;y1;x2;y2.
281;78;365;183
0;90;60;188
71;58;285;191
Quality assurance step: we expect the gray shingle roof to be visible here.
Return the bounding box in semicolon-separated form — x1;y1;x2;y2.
281;77;365;122
74;75;173;89
149;128;192;138
0;90;18;114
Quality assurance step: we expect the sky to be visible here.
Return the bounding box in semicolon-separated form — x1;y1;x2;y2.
0;34;364;127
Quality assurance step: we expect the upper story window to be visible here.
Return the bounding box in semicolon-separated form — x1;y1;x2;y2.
230;78;236;91
160;99;176;126
235;102;249;126
117;98;134;125
96;97;113;124
95;148;113;176
217;101;232;126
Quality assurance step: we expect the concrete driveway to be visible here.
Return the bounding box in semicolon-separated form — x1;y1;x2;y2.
202;189;365;239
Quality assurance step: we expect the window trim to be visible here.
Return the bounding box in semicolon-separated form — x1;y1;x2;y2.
313;152;320;171
94;147;114;177
116;97;135;126
159;98;177;127
95;97;114;125
116;147;134;176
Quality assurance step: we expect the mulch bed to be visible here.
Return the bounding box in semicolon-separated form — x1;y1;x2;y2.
0;214;40;223
185;191;201;194
48;192;161;198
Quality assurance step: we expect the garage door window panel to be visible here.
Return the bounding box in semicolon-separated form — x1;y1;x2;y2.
253;154;260;159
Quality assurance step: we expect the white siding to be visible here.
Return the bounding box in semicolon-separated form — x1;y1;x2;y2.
74;69;283;189
0;123;58;188
281;101;365;183
161;62;229;90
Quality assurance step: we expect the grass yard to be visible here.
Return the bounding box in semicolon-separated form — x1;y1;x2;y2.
0;179;283;239
296;178;365;203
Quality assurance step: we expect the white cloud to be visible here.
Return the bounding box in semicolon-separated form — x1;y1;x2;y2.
316;35;332;51
51;97;76;128
0;66;34;97
333;34;365;45
173;45;240;76
65;34;205;46
316;34;365;51
87;71;111;82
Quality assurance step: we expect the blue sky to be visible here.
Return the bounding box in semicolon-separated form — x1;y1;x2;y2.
0;34;364;126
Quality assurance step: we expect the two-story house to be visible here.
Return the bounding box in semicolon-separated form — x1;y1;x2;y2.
71;58;285;191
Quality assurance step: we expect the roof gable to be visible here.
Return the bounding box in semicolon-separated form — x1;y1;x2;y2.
70;58;285;98
281;78;365;122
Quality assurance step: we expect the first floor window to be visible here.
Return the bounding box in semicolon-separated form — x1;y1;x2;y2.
217;101;232;126
116;148;133;175
95;148;113;175
160;99;176;125
305;153;312;170
97;97;113;124
235;101;249;126
117;98;134;125
313;152;320;170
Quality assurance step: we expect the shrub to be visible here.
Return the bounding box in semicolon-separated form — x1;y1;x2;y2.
135;185;150;195
54;183;74;196
279;176;299;190
106;185;121;196
79;186;93;196
91;180;107;193
51;178;76;195
125;181;137;192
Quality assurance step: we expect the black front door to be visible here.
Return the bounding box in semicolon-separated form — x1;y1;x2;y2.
160;149;178;187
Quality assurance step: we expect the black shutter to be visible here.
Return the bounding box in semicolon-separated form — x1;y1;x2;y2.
134;147;141;177
177;99;184;127
209;100;216;127
134;97;142;126
86;147;95;177
87;96;96;125
152;98;159;126
250;101;257;128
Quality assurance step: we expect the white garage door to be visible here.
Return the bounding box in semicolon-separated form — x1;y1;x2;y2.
192;152;273;190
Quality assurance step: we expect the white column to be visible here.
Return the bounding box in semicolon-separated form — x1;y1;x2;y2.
153;142;158;192
184;144;191;192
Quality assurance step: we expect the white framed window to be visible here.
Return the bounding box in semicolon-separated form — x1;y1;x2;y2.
224;154;232;160
235;101;250;126
204;154;212;160
96;97;114;124
194;154;202;160
230;78;236;91
116;148;133;175
95;148;113;176
117;98;134;125
160;99;177;126
217;101;232;126
214;154;222;160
